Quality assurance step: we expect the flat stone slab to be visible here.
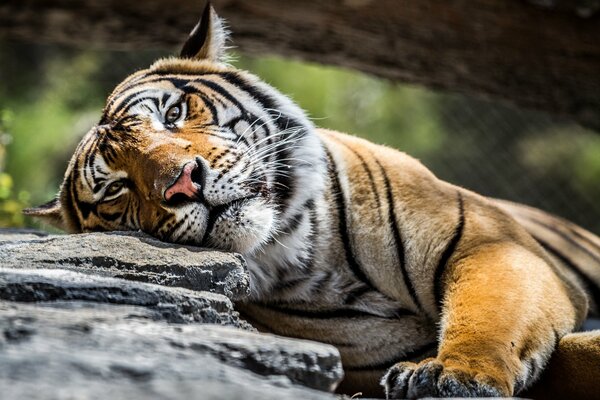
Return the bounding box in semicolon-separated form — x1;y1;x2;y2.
0;267;251;328
0;230;249;299
0;301;342;399
0;229;344;398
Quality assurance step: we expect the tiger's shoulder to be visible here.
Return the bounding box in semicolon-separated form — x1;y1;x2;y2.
316;128;519;226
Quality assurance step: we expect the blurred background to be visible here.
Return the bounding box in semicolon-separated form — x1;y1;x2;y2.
0;40;599;234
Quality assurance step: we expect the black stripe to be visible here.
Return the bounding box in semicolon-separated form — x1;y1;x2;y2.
123;201;135;228
525;216;600;265
345;341;437;371
107;74;212;113
98;211;123;222
219;72;306;135
73;137;99;221
219;72;278;111
374;157;422;311
106;76;163;115
192;80;265;141
160;92;170;107
261;303;413;320
76;201;96;220
337;142;382;218
102;144;118;165
566;225;600;255
167;214;189;239
278;199;314;235
107;72;305;145
344;285;372;304
272;143;294;209
433;192;465;312
62;173;81;232
225;115;261;145
117;96;159;120
134;200;143;228
111;88;157;117
535;236;600;311
195;78;251;116
66;136;93;232
105;76;162;115
325;148;381;293
114;77;203;118
82;132;102;191
271;276;309;293
154;214;173;231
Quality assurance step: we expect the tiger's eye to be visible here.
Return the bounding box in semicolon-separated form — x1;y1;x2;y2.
105;181;124;197
165;105;181;124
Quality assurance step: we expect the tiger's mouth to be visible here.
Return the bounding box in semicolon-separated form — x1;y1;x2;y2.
162;158;276;253
202;196;277;254
203;195;256;238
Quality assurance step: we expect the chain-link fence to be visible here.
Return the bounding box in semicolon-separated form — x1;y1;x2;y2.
1;40;598;234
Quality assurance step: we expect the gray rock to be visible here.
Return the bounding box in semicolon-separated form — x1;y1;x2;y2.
0;267;251;328
168;322;343;392
0;229;345;398
0;228;49;242
0;301;342;399
0;230;249;299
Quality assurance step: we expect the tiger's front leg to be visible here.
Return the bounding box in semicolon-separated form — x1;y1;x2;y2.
381;242;584;399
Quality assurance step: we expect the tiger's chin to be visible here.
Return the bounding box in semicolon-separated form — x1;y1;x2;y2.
205;197;277;255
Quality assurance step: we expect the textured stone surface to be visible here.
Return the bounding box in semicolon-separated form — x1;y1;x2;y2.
0;230;249;299
0;267;250;328
0;301;342;399
0;229;344;399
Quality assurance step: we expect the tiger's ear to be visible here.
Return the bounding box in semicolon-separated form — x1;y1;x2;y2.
180;2;229;62
23;197;67;231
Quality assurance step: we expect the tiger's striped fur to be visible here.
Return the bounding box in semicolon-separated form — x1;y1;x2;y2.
26;5;600;398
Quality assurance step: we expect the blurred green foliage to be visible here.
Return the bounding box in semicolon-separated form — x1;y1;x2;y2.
0;109;30;227
0;41;598;233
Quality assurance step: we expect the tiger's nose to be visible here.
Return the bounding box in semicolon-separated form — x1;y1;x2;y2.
163;160;206;203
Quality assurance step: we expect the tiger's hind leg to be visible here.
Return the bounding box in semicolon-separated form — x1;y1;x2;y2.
382;242;586;399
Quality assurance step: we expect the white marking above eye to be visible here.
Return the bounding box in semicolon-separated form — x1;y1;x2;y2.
129;91;187;132
102;184;129;202
98;171;129;199
88;162;128;203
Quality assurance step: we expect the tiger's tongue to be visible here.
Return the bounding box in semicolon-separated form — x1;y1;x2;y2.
164;162;200;202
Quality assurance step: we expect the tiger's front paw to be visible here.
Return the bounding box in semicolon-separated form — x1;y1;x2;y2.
381;358;511;399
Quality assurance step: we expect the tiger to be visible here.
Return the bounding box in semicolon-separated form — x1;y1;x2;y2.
25;4;600;399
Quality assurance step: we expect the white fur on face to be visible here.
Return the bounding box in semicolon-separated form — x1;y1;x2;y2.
207;198;277;254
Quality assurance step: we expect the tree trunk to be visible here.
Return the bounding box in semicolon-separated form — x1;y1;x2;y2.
1;0;599;131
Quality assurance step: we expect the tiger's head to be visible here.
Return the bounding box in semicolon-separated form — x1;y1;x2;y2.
25;4;325;256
